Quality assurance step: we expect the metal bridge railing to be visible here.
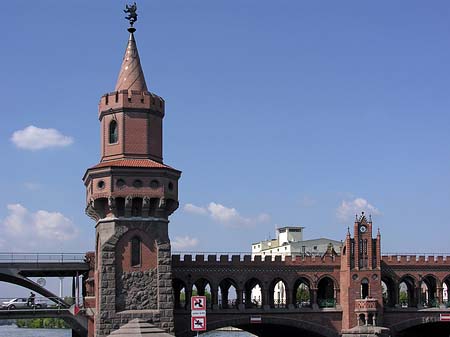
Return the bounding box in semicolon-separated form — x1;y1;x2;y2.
0;296;79;310
0;253;87;263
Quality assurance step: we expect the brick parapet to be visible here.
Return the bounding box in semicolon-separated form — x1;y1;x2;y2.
99;90;164;119
382;255;450;265
172;254;341;266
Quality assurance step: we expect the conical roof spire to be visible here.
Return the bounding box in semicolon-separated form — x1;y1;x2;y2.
115;3;147;92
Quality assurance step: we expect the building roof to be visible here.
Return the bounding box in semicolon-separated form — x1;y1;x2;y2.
89;159;176;170
107;319;172;337
115;29;148;92
277;226;305;231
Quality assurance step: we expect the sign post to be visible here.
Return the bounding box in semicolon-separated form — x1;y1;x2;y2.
191;295;207;335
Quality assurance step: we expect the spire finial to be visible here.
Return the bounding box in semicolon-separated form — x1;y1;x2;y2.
115;2;148;92
124;2;138;30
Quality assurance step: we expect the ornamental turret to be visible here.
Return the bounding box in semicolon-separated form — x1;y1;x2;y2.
82;5;180;336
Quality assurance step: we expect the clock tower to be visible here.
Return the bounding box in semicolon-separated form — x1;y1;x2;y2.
340;213;383;331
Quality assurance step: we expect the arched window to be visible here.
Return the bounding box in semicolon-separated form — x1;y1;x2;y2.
109;120;118;144
131;236;141;267
361;278;369;299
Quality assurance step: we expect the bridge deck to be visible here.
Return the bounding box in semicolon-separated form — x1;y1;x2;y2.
0;262;90;277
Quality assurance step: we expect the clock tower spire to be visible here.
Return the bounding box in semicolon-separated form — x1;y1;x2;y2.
340;213;383;331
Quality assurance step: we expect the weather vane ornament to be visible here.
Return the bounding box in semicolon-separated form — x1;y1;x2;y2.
124;2;138;27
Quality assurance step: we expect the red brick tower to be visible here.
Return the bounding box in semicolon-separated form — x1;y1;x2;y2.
340;213;383;331
83;12;181;337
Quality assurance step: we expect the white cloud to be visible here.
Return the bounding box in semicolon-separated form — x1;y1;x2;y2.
11;125;73;150
184;202;270;228
34;210;78;241
4;204;29;235
172;236;199;250
2;204;78;242
184;203;208;215
208;202;241;223
336;198;381;222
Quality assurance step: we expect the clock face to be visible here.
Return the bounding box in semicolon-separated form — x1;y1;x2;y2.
360;225;367;233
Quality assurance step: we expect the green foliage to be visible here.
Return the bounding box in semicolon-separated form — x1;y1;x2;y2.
16;318;69;329
399;291;408;304
296;284;310;303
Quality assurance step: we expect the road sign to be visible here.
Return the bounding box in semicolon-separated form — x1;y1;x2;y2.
191;316;207;331
441;313;450;322
191;295;207;311
191;295;207;332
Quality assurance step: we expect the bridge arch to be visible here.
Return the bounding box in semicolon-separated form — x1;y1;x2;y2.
218;277;239;309
180;315;339;337
317;275;337;307
269;277;289;308
192;277;213;308
172;278;187;309
293;276;312;308
398;274;417;307
381;275;397;307
0;272;69;307
243;277;264;308
421;274;438;307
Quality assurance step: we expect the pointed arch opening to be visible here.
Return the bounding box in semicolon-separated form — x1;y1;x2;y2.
317;276;336;308
399;275;416;308
421;275;438;307
294;277;312;308
269;278;287;308
194;278;212;309
361;278;369;299
218;278;238;309
382;276;396;307
173;279;187;310
109;120;118;144
244;278;263;308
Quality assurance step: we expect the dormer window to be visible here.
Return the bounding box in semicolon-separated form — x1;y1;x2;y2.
109;120;118;144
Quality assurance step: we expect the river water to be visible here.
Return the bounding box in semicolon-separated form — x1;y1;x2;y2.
0;325;254;337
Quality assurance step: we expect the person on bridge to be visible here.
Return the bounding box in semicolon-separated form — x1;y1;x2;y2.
27;292;35;307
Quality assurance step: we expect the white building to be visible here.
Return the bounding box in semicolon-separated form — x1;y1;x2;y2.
252;226;342;258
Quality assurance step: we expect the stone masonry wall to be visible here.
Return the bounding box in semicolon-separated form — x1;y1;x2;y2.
95;220;174;337
116;269;158;311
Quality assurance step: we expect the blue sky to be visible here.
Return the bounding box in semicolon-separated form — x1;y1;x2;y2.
1;1;450;296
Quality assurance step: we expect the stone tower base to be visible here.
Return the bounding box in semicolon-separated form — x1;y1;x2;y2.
341;326;391;337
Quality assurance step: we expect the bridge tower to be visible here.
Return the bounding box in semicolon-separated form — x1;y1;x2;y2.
340;213;384;334
82;14;181;337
